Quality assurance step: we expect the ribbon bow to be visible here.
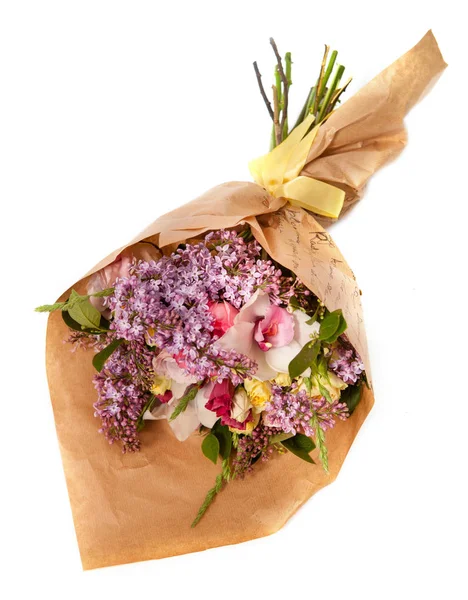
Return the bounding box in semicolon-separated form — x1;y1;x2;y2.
249;113;344;219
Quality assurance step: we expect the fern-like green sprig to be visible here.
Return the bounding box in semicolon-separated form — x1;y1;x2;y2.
310;414;329;473
191;459;231;527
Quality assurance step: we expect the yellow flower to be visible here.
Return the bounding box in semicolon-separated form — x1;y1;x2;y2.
244;378;272;411
274;372;291;387
150;374;171;396
304;371;348;401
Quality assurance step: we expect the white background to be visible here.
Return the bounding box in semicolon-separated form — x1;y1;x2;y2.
1;1;467;598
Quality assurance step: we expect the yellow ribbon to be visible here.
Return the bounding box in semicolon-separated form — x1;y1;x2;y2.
249;113;344;219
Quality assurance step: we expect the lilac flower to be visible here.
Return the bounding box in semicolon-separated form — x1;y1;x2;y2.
93;343;154;452
232;424;278;478
264;385;349;437
329;345;365;384
264;385;315;436
104;229;285;384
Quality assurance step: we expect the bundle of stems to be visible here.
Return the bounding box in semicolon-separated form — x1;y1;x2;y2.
254;39;352;150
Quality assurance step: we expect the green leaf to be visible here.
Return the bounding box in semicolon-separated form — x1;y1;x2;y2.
324;314;347;343
212;422;232;460
288;296;307;312
92;339;124;372
302;376;312;394
269;431;295;444
306;304;321;325
342;383;362;414
319;310;342;341
169;384;200;421
282;436;316;464
202;434;220;465
318;381;333;404
62;310;86;332
289;340;321;379
317;356;330;380
68;297;102;330
293;433;316;452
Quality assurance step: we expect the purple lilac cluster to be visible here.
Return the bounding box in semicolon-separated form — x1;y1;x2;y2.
232;424;278;478
265;385;350;437
93;343;154;452
329;345;365;384
105;230;283;384
311;397;350;432
265;386;316;436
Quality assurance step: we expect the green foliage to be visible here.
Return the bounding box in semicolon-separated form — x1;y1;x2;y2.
35;287;114;314
306;306;320;325
310;414;329;473
35;301;67;313
288;340;321;379
191;459;231;527
92;339;124;372
169;384;200;422
342;383;363;414
282;433;316;463
212;421;232;460
289;296;307;312
269;431;294;444
318;381;333;404
136;395;158;431
202;434;220;465
319;309;347;343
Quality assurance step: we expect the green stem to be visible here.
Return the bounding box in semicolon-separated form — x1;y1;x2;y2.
316;50;337;111
305;86;317;120
285;52;292;85
275;65;282;106
317;64;345;123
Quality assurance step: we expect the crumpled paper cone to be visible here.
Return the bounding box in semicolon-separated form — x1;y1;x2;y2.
45;31;445;569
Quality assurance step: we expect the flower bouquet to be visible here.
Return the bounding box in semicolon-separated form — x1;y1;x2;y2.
40;31;445;569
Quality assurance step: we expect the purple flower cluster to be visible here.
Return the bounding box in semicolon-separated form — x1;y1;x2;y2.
310;397;350;432
265;385;350;438
265;386;316;436
329;345;364;384
93;343;154;452
105;230;283;384
232;424;278;478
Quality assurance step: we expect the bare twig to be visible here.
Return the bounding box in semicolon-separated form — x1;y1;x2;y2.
272;84;282;146
253;61;274;120
269;37;289;143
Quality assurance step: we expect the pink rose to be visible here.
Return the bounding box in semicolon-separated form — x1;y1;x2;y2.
157;390;173;404
208;301;239;338
205;380;250;430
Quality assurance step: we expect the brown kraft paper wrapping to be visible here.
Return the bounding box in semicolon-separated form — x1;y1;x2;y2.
45;31;446;569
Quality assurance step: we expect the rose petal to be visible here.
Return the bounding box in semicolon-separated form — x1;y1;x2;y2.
195;383;218;428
